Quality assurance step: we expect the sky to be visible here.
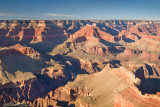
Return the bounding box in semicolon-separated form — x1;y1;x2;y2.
0;0;160;20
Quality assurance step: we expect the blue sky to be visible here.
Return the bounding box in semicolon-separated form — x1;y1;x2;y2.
0;0;160;20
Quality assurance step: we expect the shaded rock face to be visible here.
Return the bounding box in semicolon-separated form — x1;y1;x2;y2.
0;20;66;44
0;75;68;106
0;20;160;107
135;64;160;95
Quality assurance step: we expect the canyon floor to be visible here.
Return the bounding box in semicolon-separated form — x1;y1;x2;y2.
0;20;160;107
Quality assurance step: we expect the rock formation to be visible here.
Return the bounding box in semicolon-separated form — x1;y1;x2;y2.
0;20;160;107
70;24;115;43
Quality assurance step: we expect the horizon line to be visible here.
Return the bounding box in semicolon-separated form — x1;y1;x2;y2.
0;19;160;21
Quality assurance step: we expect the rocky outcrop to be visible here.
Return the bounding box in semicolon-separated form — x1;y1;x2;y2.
70;24;115;43
117;49;160;64
0;71;73;107
29;64;160;107
0;20;67;43
0;43;40;58
118;24;160;41
114;85;160;107
84;46;108;56
84;46;124;56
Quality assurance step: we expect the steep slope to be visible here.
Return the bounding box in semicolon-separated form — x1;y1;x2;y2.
0;43;45;84
70;24;115;43
28;64;160;107
118;24;160;42
0;20;67;44
117;38;160;65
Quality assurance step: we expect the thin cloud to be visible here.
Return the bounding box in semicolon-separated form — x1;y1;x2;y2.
0;12;35;17
45;13;79;17
0;12;12;17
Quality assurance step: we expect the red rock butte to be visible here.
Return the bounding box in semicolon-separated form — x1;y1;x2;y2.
70;24;115;43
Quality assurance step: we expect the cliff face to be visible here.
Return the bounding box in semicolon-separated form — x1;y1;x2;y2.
1;20;160;45
118;24;160;41
0;20;160;107
0;20;67;44
70;24;115;43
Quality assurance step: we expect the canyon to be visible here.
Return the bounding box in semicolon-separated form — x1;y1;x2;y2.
0;20;160;107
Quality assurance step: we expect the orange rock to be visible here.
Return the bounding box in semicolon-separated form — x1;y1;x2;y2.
70;24;115;43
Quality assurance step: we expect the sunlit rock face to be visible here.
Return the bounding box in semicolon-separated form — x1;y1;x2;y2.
0;20;160;107
70;24;115;43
